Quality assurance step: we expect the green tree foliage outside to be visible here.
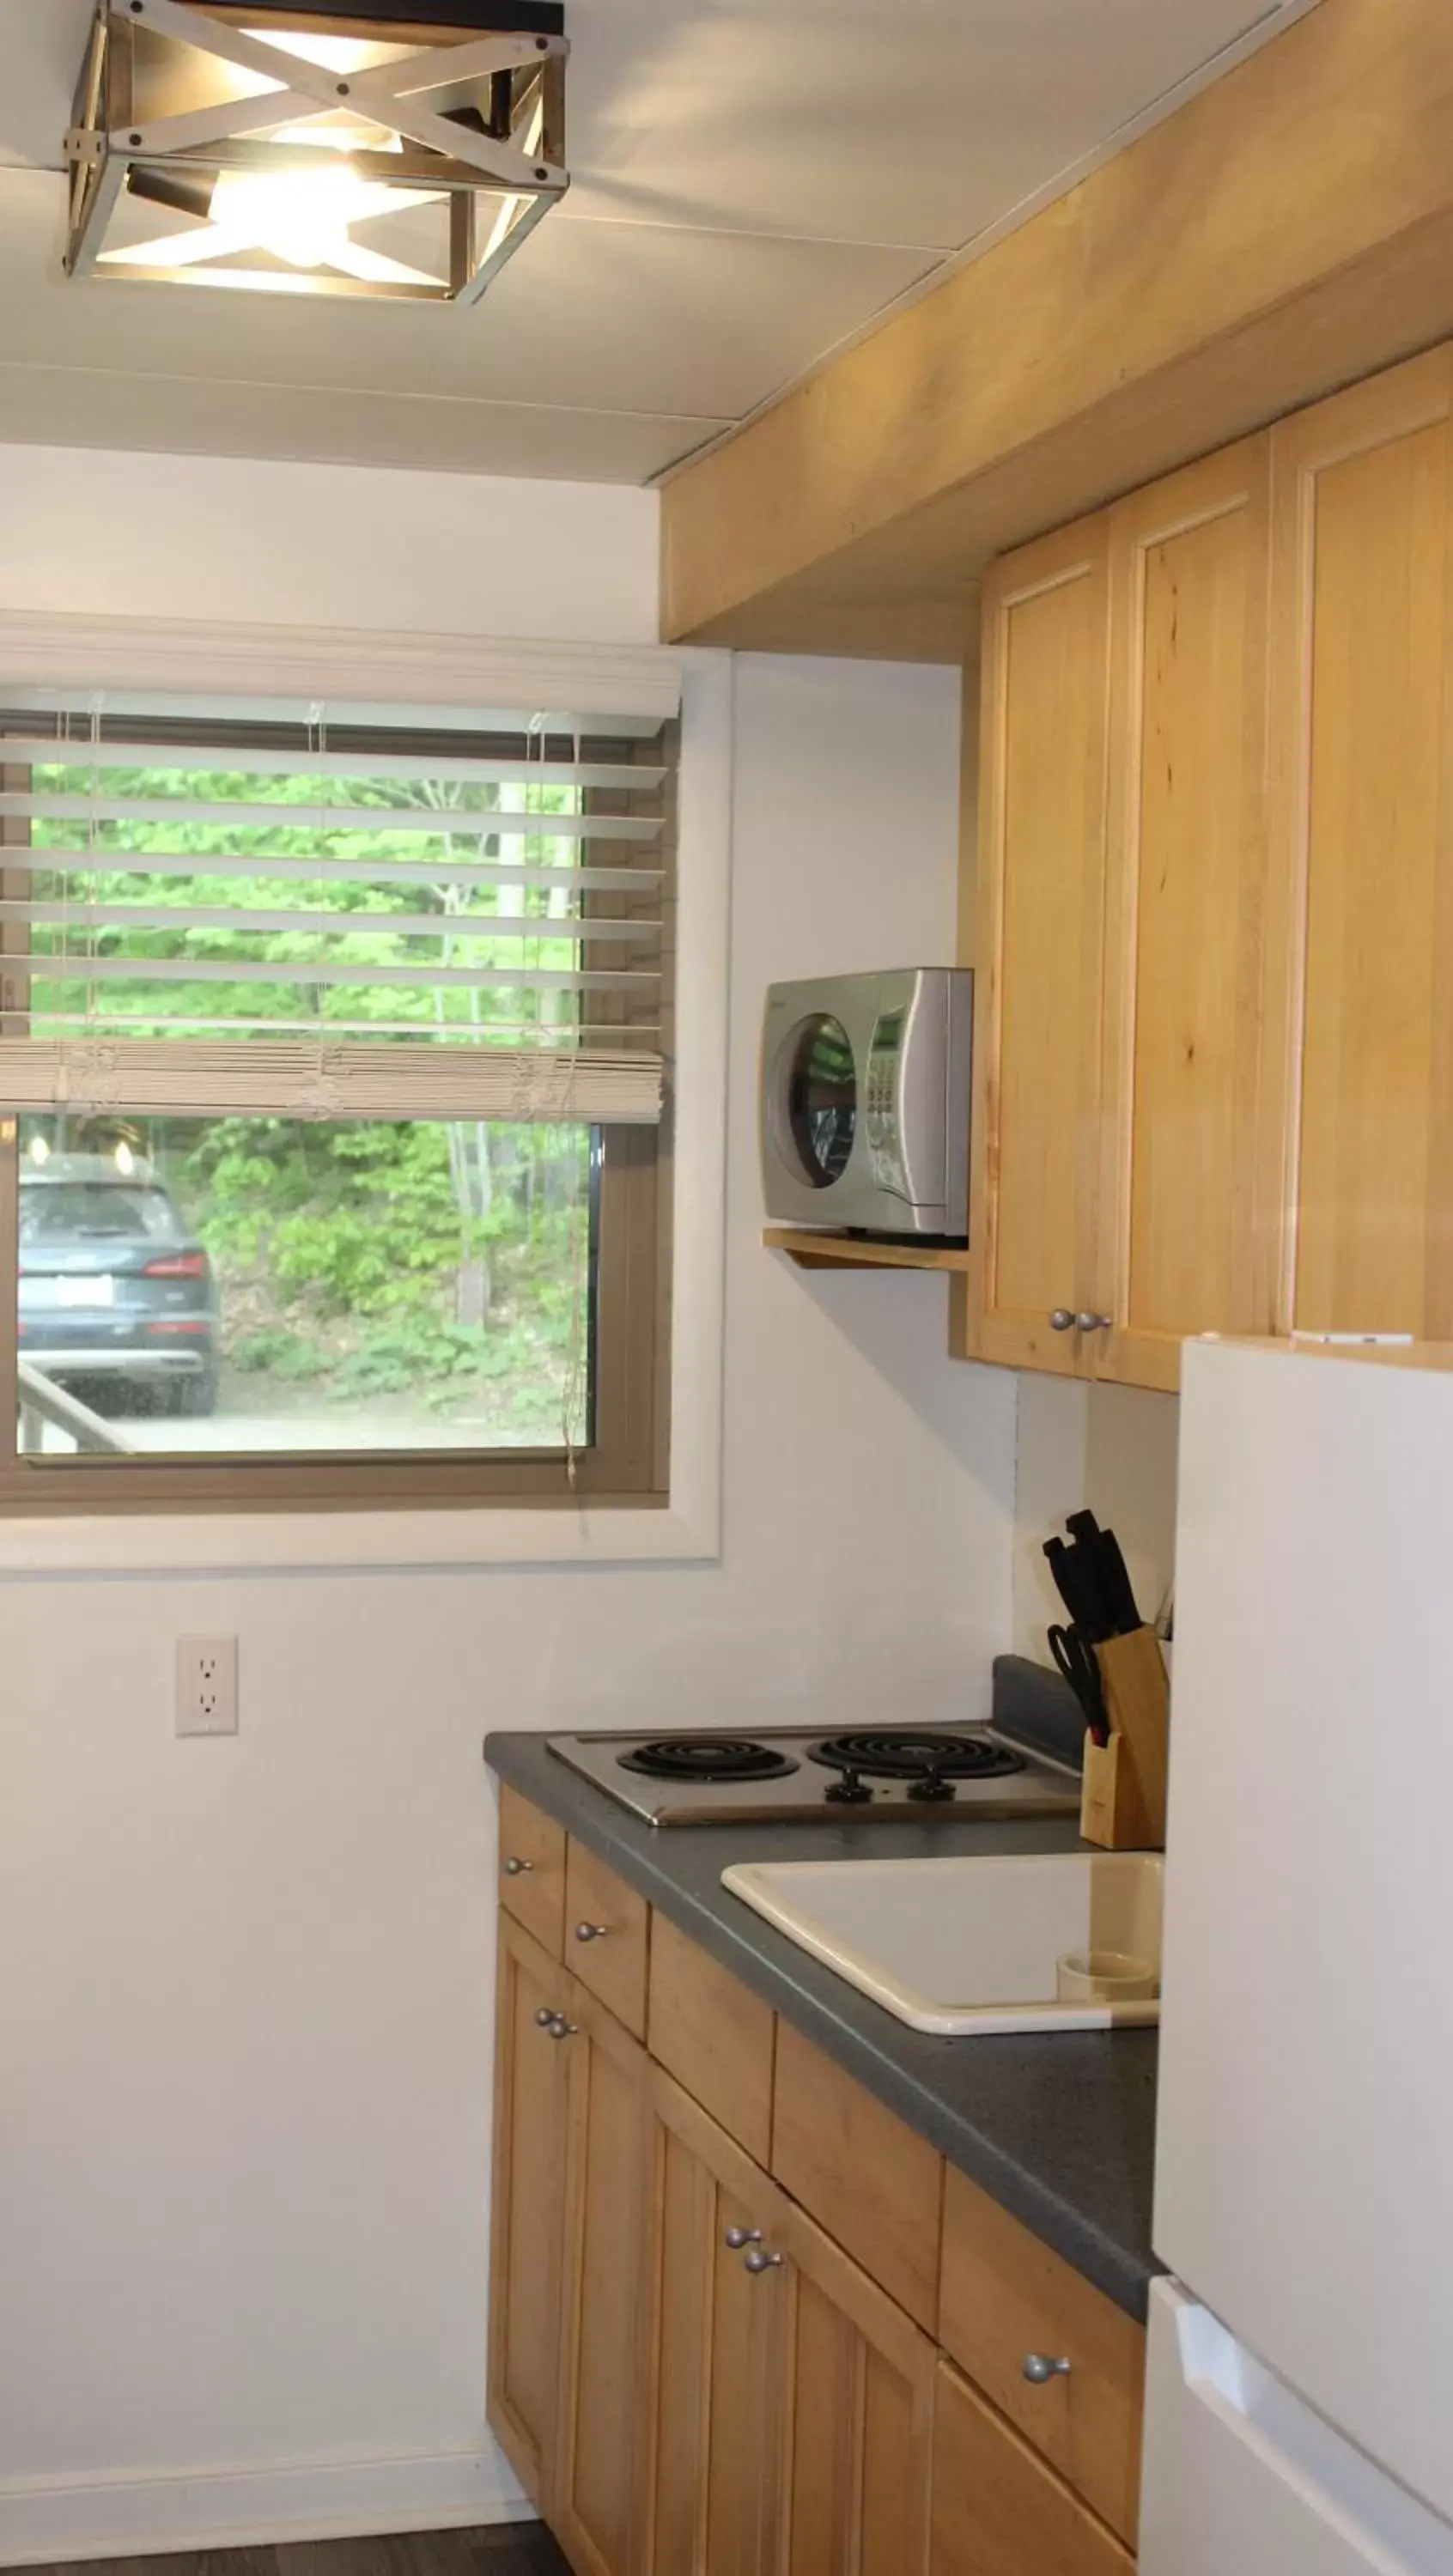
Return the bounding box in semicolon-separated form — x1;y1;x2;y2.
28;752;595;1443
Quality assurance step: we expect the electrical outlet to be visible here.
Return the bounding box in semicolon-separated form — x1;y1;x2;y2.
176;1636;239;1737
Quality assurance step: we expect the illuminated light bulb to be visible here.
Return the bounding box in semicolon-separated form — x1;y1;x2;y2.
243;30;380;73
210;166;375;270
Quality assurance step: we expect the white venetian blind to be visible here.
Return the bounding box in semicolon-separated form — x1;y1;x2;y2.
0;692;674;1123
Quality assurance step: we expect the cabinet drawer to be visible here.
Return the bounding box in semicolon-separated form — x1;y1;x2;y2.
931;2360;1134;2575
498;1784;566;1957
939;2166;1145;2546
771;2021;943;2335
564;1840;650;2038
647;1911;775;2166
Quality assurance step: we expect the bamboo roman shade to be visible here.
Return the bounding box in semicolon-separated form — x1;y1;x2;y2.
0;695;674;1124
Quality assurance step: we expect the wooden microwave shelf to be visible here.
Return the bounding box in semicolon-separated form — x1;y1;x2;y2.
764;1226;972;1273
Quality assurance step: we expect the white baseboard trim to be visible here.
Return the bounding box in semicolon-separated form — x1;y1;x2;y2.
0;2438;532;2564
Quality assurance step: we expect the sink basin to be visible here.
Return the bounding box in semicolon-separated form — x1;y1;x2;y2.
720;1852;1164;2036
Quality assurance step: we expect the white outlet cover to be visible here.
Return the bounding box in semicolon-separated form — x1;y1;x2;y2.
176;1635;238;1737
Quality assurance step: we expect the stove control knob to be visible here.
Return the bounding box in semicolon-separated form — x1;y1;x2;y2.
909;1767;956;1804
826;1768;872;1805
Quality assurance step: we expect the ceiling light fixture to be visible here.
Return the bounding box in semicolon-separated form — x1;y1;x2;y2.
64;0;568;307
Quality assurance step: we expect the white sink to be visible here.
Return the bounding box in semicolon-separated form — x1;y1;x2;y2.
720;1852;1164;2036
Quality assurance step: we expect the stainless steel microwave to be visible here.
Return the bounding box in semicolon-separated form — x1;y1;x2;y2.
760;969;973;1239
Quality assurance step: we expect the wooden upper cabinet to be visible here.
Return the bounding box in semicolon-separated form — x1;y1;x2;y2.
1096;439;1274;1391
1264;346;1453;1340
969;518;1113;1374
968;337;1453;1386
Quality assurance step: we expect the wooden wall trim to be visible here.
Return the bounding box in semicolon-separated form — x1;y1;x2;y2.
660;0;1453;659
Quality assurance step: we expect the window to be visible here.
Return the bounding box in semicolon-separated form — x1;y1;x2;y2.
0;696;674;1512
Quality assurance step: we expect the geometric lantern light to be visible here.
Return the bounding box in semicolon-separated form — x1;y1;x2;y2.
64;0;568;306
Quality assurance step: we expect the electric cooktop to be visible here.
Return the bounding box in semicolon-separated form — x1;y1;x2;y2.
545;1723;1081;1826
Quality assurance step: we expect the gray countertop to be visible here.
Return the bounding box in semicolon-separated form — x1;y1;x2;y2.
484;1728;1160;2320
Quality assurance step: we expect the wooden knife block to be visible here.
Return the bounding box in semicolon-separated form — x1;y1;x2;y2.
1080;1628;1170;1850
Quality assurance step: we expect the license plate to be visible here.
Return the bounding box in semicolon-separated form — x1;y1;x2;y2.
56;1274;114;1309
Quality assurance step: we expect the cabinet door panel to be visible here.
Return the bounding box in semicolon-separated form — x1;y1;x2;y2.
931;2362;1134;2576
1268;347;1453;1339
939;2165;1145;2547
498;1784;567;1957
641;2067;789;2576
771;2022;942;2336
970;517;1111;1374
1098;440;1273;1389
487;1912;573;2508
553;1980;649;2576
777;2197;935;2576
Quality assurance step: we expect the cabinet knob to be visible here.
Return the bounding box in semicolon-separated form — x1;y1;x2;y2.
1049;1309;1076;1333
504;1856;533;1877
1022;2353;1072;2384
1075;1313;1112;1334
724;2226;763;2251
545;2016;579;2042
534;2005;560;2028
743;2247;784;2275
574;1922;610;1943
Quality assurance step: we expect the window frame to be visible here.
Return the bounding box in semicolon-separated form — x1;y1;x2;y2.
0;644;706;1525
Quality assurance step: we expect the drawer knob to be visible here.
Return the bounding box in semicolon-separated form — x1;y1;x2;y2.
1075;1313;1112;1334
533;2005;560;2028
1022;2353;1073;2384
1049;1309;1076;1333
545;2016;579;2042
504;1856;533;1877
743;2247;784;2275
724;2226;763;2251
575;1922;610;1943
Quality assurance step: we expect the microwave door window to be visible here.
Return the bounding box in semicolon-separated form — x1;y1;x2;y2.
787;1013;857;1188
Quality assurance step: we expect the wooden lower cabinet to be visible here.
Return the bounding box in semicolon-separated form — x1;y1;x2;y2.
641;2066;791;2576
931;2363;1134;2576
488;1851;1144;2576
641;2067;937;2576
488;1910;575;2507
775;2193;937;2576
488;1910;651;2573
939;2166;1144;2546
553;1982;651;2576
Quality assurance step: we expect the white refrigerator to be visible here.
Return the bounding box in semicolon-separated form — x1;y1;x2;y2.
1140;1341;1453;2574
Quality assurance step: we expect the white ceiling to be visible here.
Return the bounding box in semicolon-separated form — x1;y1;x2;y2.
0;0;1317;485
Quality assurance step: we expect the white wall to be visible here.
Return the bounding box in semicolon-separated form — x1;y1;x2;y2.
0;444;661;646
1012;1378;1180;1656
0;448;1017;2558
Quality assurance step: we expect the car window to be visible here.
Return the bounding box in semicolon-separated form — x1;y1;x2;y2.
19;1185;179;1245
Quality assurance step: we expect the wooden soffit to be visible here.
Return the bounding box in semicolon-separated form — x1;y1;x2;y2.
660;0;1453;659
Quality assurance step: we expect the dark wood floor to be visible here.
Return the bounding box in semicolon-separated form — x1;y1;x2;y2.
10;2529;570;2576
